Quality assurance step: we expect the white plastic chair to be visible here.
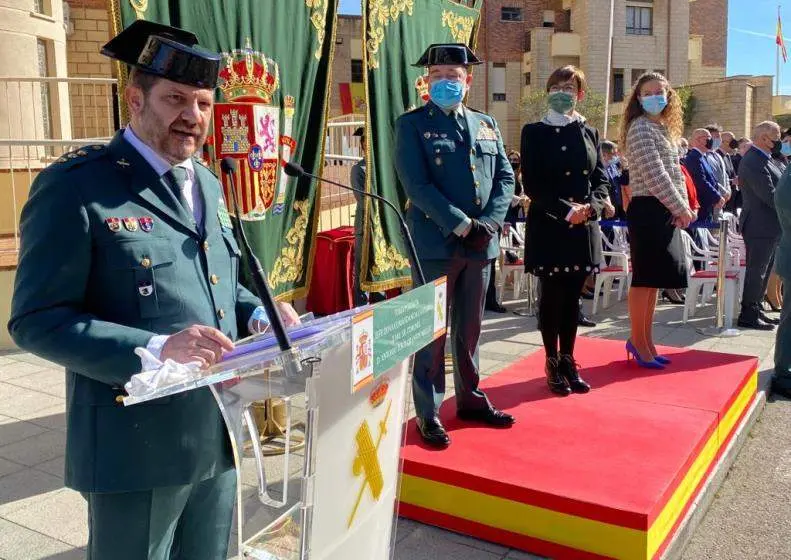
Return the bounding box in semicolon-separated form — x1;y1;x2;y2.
498;223;525;301
592;249;630;315
680;231;740;325
695;226;745;301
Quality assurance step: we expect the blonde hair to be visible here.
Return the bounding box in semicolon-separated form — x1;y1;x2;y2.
619;72;683;148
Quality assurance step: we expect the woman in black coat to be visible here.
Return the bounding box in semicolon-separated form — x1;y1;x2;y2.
521;65;609;396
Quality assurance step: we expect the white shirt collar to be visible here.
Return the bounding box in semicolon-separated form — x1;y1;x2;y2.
542;110;584;127
440;104;465;118
123;125;195;178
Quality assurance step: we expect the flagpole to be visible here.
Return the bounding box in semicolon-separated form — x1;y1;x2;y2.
779;5;782;96
602;0;615;138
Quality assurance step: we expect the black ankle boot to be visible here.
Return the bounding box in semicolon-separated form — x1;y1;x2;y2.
558;354;591;394
545;357;572;396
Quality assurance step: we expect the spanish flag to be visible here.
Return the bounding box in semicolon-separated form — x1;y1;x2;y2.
778;10;787;63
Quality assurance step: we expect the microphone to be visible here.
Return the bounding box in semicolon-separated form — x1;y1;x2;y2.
283;161;426;286
220;157;301;375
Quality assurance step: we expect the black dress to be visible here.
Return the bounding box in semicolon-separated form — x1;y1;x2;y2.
521;120;610;277
627;197;687;289
521;119;610;359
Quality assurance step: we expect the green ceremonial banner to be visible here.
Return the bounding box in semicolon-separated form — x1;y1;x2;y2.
360;0;483;292
110;0;339;300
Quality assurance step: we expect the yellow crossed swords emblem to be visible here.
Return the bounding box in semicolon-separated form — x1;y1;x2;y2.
347;399;392;528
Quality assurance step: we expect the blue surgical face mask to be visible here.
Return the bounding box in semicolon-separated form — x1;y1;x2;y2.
781;142;791;157
711;137;722;150
429;79;465;110
640;94;668;116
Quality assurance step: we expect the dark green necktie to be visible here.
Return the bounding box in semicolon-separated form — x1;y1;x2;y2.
167;166;188;194
165;166;192;218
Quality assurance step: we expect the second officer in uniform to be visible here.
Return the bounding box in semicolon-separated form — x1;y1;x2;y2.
395;44;515;448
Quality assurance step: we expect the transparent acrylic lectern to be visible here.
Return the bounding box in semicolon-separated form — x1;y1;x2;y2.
122;279;447;560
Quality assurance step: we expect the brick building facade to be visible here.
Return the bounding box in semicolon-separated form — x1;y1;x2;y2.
65;0;115;139
329;2;728;148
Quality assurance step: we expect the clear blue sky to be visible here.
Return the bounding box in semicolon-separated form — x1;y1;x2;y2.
729;1;790;93
339;0;360;15
339;1;787;92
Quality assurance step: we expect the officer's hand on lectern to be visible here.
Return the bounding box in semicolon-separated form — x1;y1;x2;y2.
160;325;235;369
277;302;302;327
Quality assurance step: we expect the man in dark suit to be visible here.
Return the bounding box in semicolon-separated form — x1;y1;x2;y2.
8;22;298;559
737;121;783;330
685;128;725;223
394;44;515;448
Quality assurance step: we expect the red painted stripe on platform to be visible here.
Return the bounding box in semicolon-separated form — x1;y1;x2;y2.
652;391;758;559
398;503;613;560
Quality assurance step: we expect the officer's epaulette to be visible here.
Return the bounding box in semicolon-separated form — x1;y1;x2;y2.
404;105;425;115
49;144;107;171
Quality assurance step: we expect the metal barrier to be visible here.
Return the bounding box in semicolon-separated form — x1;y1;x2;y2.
0;76;119;145
0;113;364;261
319;118;364;231
697;217;740;337
0;138;111;254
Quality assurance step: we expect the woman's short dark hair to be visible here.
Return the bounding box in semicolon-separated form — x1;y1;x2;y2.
546;65;587;93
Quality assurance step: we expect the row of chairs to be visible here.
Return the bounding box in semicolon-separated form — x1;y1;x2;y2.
496;215;745;327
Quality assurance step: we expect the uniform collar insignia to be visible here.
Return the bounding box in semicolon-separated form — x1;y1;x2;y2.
116;158;131;167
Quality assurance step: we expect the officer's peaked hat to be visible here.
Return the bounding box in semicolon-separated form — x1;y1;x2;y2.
101;20;222;89
413;43;482;67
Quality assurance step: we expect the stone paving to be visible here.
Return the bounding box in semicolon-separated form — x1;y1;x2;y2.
0;294;779;560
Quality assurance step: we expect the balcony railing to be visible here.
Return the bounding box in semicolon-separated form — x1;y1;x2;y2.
0;76;119;141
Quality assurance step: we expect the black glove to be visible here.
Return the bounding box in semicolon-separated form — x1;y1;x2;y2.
463;219;497;252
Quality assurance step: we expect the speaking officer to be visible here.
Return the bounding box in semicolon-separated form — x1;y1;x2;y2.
8;21;299;560
394;44;515;448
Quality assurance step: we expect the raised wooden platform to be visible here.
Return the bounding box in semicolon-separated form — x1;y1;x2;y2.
398;337;758;559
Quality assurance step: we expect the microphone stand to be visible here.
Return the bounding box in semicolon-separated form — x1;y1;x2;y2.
286;165;426;286
222;164;303;376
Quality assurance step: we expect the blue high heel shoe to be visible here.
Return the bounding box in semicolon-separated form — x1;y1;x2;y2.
654;355;671;365
625;340;665;369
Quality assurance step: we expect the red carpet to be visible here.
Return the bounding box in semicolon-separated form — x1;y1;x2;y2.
398;337;758;560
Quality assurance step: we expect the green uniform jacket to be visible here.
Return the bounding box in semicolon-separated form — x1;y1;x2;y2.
8;131;261;493
775;166;791;280
394;101;515;262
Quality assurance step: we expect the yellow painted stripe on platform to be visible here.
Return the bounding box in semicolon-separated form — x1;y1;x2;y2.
717;370;758;450
400;474;647;558
645;369;757;557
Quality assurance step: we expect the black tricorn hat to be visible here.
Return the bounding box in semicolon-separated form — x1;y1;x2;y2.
413;43;482;67
353;126;365;137
101;20;222;89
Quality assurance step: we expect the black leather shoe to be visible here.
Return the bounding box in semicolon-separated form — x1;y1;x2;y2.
457;407;515;427
577;312;596;327
737;317;775;331
486;302;507;313
760;312;780;325
545;357;572;396
771;377;791;399
416;416;450;448
558;354;591;394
